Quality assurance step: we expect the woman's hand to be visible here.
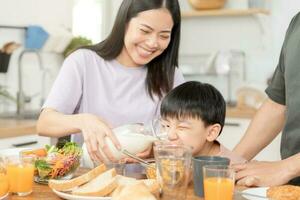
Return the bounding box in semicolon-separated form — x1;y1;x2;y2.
79;113;121;163
233;160;292;187
124;145;153;163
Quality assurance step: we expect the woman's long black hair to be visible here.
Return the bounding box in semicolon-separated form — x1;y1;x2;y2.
84;0;181;99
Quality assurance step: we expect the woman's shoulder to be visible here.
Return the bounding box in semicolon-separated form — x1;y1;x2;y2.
67;48;104;61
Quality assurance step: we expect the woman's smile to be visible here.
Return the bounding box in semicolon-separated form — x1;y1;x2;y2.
136;45;156;58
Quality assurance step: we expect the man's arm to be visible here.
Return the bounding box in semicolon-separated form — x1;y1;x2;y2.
233;98;286;160
234;152;300;187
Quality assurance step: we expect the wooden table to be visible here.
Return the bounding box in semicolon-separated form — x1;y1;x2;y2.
7;167;249;200
8;182;248;200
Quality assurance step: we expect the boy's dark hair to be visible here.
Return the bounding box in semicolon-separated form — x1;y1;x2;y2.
160;81;226;134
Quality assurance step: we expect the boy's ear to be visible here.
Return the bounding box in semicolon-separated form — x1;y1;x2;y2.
206;124;221;142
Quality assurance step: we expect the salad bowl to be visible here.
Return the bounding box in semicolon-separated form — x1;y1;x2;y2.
21;142;82;184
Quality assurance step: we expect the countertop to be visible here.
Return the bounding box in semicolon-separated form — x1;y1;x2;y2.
0;118;36;139
0;106;257;139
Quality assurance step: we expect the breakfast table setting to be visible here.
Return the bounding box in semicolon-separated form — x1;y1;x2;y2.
0;124;274;200
6;168;253;200
0;150;267;200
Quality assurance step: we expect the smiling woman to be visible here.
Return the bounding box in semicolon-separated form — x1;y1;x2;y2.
37;0;184;165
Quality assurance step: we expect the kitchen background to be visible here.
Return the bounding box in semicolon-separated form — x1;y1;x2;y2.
0;0;299;161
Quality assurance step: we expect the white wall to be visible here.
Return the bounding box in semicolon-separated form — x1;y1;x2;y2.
0;0;74;113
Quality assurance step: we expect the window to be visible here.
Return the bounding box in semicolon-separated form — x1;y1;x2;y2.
72;0;104;43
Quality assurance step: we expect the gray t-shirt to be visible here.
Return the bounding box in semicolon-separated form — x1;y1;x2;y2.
43;49;184;144
265;12;300;184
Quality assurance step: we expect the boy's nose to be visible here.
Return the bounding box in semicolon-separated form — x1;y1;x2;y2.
167;129;178;141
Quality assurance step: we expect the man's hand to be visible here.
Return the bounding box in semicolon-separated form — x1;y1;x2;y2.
233;160;292;187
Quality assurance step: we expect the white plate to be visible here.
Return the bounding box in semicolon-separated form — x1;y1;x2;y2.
52;189;111;200
242;187;269;200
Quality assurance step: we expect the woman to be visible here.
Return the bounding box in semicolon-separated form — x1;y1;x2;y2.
37;0;184;163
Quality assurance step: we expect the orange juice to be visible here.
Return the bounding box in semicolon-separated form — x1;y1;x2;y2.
204;177;234;200
0;173;9;197
7;163;34;193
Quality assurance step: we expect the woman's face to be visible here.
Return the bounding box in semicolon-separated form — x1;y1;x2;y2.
118;8;174;67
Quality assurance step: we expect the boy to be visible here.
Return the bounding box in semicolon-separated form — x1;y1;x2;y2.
159;81;246;164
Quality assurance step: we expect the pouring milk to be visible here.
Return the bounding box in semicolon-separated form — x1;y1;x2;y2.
82;124;157;168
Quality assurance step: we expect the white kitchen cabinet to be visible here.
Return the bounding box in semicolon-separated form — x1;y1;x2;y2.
0;135;51;150
218;117;281;161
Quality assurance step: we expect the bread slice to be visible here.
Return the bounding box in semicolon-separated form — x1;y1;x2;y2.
112;182;157;200
113;175;159;196
72;168;117;196
115;175;138;186
49;164;107;191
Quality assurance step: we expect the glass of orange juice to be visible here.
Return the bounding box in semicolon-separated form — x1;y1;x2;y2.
0;157;9;199
203;165;235;200
6;155;35;196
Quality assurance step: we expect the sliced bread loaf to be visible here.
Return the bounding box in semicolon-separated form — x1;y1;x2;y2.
48;164;107;191
112;182;157;200
113;175;159;196
72;168;117;196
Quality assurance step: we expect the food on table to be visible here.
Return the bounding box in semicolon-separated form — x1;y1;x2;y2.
145;163;156;179
267;185;300;200
146;159;185;184
49;164;106;191
25;142;82;182
72;168;117;196
49;164;159;198
158;159;184;185
112;182;157;200
21;148;47;157
115;175;159;196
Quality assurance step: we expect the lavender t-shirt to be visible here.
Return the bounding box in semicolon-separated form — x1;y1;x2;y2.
43;49;184;144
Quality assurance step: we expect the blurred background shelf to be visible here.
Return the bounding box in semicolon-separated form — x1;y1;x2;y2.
182;8;270;17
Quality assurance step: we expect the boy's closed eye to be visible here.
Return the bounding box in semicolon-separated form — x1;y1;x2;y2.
177;126;189;131
177;121;192;128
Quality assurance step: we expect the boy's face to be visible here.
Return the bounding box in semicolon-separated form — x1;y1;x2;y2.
160;117;211;155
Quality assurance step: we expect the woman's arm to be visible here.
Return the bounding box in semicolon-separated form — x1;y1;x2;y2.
37;108;82;137
37;108;121;162
233;98;286;160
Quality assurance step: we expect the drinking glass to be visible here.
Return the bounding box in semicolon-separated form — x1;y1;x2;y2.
6;155;35;196
151;118;169;140
203;165;235;200
104;159;126;175
0;157;9;199
192;156;230;197
154;144;192;200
